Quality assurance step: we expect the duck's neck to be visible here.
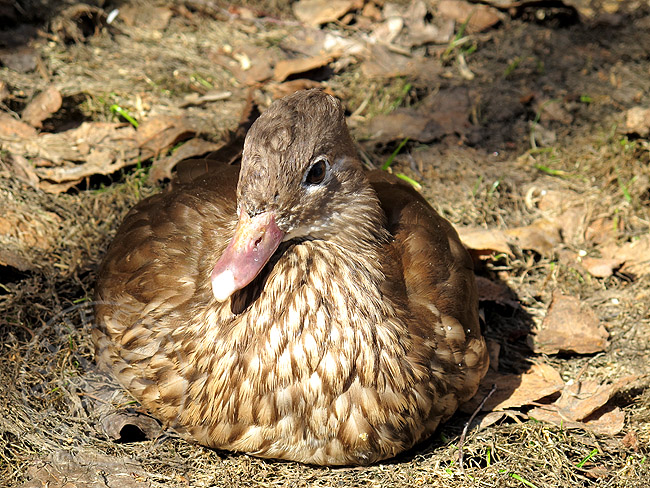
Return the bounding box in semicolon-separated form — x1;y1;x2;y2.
198;181;398;349
329;187;389;253
260;186;396;332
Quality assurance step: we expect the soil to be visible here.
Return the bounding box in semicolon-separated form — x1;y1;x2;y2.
1;1;649;487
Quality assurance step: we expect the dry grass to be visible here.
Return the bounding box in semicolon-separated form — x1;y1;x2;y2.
1;2;650;487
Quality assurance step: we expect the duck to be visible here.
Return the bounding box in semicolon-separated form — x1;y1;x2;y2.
93;89;489;466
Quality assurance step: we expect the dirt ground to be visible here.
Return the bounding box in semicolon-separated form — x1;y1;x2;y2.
1;0;650;487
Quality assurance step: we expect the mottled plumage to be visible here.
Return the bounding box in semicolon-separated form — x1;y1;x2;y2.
93;89;488;465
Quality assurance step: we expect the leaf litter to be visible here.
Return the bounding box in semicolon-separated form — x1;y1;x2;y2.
1;0;650;487
20;86;62;129
528;290;609;355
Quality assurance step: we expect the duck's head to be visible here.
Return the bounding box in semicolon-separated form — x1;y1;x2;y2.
211;89;368;302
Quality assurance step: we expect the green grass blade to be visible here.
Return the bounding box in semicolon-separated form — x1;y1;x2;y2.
395;172;422;190
381;138;409;170
110;104;139;128
576;448;598;468
509;473;539;488
534;164;567;177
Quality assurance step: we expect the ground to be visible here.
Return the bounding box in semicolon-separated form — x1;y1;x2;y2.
1;0;649;487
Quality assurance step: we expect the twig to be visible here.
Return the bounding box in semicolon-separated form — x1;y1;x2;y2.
458;383;497;472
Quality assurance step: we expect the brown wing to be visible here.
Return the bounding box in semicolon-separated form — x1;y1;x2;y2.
93;164;240;398
369;170;488;404
97;164;239;309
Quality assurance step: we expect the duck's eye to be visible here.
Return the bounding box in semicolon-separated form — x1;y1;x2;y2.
304;157;328;186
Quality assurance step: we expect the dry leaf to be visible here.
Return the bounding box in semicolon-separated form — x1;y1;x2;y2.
119;5;173;30
535;98;574;125
529;290;609;355
136;115;194;156
370;16;404;45
0;45;37;72
21;86;62;128
476;276;520;309
623;106;650;137
211;47;275;86
148;138;223;183
292;0;355;27
392;0;455;47
0;249;33;271
556;207;587;245
101;411;162;442
580;256;623;278
557;250;622;279
475;411;506;430
180;90;232;108
461;363;565;413
4;121;135;165
504;218;562;257
555;376;637;421
526;374;636;436
365;87;471;143
366;110;446;143
602;234;650;277
528;405;626;436
584;217;618;245
362;44;442;81
3;153;39;188
21;449;151;488
460;219;563;260
361;1;382;21
536;188;577;212
1;114;203;192
0;112;38;138
457;227;512;258
472;410;527;432
30;124;139;185
269;80;332;99
37;179;84;193
281;28;364;59
533;189;587;245
273;53;337;82
584;466;611;479
622;431;639;451
436;0;502;33
279;30;361;74
584;407;626;436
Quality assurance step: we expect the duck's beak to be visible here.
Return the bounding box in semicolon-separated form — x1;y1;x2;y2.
211;210;285;302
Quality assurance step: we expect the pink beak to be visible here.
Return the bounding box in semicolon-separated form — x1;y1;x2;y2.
211;210;285;302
